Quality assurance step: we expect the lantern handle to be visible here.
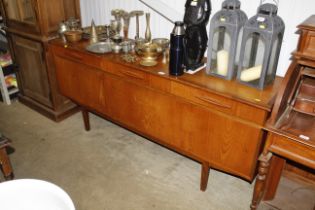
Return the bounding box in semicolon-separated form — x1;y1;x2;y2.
230;0;238;8
222;0;240;10
259;0;279;7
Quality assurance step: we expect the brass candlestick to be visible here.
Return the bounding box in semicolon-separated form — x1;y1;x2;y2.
130;10;144;40
122;11;131;40
145;13;152;42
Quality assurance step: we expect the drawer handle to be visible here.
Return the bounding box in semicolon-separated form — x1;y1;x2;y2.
195;96;232;109
121;71;145;80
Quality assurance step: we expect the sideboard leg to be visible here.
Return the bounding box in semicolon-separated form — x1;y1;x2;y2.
200;161;210;191
81;108;90;131
250;152;272;210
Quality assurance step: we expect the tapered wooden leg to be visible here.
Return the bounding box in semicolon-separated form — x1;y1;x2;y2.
81;108;90;131
200;161;210;191
0;147;14;180
250;152;272;210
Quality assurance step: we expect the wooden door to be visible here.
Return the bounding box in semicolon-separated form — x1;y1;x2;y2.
53;55;106;114
104;74;211;160
11;35;52;107
207;112;264;180
0;0;80;36
37;0;81;36
0;0;40;34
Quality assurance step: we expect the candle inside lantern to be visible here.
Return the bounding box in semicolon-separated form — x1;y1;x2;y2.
240;65;262;82
217;50;229;76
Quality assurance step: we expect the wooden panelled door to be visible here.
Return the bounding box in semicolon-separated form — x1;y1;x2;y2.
11;35;52;108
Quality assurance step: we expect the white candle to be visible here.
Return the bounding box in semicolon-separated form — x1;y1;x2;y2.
240;65;262;82
217;50;229;76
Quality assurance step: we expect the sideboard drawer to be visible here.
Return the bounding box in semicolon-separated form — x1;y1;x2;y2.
52;45;103;69
106;62;148;85
171;81;235;114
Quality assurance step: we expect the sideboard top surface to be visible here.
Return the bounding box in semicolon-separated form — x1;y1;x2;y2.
49;39;283;111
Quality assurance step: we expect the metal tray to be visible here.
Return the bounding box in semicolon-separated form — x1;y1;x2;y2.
86;42;112;54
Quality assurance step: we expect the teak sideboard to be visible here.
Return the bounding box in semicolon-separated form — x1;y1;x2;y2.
49;39;282;190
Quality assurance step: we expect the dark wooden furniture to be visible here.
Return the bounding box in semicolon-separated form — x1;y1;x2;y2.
250;16;315;210
0;0;81;121
49;39;282;191
0;134;13;181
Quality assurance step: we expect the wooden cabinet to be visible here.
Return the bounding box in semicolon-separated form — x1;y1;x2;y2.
250;16;315;210
50;39;282;190
0;0;80;121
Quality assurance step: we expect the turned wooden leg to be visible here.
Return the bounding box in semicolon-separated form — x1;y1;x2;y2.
250;152;272;210
81;108;90;131
200;161;210;191
0;147;14;180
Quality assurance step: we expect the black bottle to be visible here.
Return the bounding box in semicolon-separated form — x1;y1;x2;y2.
184;0;211;71
169;21;185;76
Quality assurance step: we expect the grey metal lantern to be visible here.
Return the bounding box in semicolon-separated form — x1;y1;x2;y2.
206;0;247;80
236;1;285;89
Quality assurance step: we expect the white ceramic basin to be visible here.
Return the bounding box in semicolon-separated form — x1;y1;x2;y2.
0;179;75;210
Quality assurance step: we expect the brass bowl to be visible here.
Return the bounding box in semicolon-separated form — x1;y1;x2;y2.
64;30;83;42
136;43;160;60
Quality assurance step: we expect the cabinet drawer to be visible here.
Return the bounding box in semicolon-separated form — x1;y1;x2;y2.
53;45;103;69
297;30;315;57
171;81;234;114
235;102;268;125
106;62;148;85
270;134;315;169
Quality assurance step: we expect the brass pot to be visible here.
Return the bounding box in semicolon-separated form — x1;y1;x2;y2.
64;30;83;42
136;42;160;61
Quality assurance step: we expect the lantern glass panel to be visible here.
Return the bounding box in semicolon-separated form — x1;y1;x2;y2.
239;32;265;86
266;35;280;84
235;28;244;67
210;26;231;76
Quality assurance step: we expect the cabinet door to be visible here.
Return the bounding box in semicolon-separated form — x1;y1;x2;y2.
207;112;263;180
37;0;81;36
12;35;52;107
1;0;80;36
1;0;40;33
104;74;211;160
53;55;106;114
